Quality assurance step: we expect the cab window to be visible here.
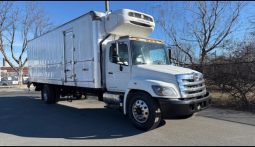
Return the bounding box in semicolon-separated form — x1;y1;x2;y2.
109;44;129;65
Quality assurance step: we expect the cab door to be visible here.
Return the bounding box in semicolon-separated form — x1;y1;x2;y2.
106;41;131;92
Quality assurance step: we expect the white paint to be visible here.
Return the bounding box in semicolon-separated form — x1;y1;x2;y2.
28;12;102;88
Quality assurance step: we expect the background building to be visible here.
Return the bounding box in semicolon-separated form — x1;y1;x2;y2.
0;58;28;77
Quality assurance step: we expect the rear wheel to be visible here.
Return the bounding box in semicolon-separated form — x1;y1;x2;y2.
2;83;7;86
42;84;55;104
128;92;162;131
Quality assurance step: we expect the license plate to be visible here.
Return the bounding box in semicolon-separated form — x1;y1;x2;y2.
12;81;18;85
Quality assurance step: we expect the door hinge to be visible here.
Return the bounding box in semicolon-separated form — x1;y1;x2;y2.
73;74;76;78
73;47;75;51
73;34;75;38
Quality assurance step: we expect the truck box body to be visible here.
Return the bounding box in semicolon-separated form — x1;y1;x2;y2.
28;12;105;88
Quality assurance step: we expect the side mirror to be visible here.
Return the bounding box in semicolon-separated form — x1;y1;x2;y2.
168;48;172;64
119;64;123;71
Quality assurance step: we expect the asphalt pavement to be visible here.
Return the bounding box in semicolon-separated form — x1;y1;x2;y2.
0;88;255;146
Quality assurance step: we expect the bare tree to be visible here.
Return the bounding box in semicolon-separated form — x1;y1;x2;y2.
149;1;248;72
0;1;54;87
31;2;54;38
0;1;17;70
168;43;194;66
215;40;255;111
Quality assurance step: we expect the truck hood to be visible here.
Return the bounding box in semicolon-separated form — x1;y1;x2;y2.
132;65;198;79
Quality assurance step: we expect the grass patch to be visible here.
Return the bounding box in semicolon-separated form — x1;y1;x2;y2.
209;89;255;113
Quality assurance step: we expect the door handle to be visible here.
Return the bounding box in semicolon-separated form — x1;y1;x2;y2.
108;72;113;74
65;69;70;73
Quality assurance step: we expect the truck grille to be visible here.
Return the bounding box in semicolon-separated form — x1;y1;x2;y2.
176;73;207;99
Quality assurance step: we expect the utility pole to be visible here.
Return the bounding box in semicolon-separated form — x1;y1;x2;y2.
105;1;109;12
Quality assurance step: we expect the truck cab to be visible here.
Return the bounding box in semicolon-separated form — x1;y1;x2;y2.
103;36;211;130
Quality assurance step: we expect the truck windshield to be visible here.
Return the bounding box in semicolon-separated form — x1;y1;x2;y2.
131;40;170;65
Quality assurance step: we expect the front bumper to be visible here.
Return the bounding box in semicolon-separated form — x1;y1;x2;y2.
157;92;211;116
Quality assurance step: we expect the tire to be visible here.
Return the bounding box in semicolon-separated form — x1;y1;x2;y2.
128;91;162;131
176;114;194;119
54;86;60;102
42;84;55;104
2;83;7;86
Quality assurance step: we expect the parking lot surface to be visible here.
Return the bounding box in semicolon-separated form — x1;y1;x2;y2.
1;88;255;146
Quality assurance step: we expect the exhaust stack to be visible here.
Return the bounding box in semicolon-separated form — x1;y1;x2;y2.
105;1;109;12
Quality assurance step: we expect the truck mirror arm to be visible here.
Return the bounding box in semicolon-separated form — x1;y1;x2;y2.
119;64;123;71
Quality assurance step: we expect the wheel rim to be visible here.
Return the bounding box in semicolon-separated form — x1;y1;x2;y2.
132;100;149;123
43;89;48;101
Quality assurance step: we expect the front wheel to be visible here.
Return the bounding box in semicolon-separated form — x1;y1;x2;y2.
128;92;162;131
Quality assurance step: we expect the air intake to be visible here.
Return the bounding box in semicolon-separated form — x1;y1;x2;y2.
130;21;152;27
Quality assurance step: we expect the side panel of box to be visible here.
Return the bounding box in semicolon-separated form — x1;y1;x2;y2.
28;14;100;88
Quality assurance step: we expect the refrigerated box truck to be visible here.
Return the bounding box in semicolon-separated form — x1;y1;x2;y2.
27;9;211;130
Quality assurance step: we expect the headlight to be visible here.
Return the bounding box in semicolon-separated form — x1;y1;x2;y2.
152;85;177;96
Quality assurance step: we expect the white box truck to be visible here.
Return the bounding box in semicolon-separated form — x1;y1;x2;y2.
27;9;211;130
